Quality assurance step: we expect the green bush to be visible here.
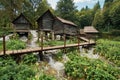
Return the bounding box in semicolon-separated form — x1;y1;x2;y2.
95;39;120;66
39;73;56;80
0;56;35;80
22;54;37;64
6;39;26;50
65;52;120;80
110;30;120;36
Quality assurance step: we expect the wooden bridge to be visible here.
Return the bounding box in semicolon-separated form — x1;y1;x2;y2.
0;40;95;56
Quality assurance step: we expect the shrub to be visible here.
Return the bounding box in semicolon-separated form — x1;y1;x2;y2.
6;39;26;50
22;54;37;64
39;73;56;80
95;39;120;66
0;56;35;80
65;52;120;80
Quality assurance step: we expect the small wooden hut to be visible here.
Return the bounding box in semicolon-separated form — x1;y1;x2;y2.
53;17;78;39
12;13;31;36
83;26;99;39
37;10;55;40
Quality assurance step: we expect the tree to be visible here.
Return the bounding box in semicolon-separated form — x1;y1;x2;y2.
93;1;100;13
104;0;113;4
92;10;104;31
36;0;50;19
109;1;120;29
77;9;93;28
0;0;23;20
102;0;113;31
55;0;77;22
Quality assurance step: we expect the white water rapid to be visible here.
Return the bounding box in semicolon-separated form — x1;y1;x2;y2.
79;46;99;59
48;55;65;78
28;30;38;48
0;34;13;41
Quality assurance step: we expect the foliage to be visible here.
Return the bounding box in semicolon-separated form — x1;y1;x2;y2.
36;0;51;19
38;73;56;80
76;9;93;28
92;10;104;31
109;0;120;29
0;27;11;36
110;30;120;36
65;52;120;80
95;39;120;66
22;54;37;64
10;33;19;40
92;0;120;31
53;50;63;61
55;0;77;22
6;39;26;50
0;56;35;80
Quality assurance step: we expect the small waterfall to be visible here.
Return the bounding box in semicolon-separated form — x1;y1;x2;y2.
62;54;69;63
28;30;38;48
79;46;83;53
48;55;65;78
20;36;28;42
28;30;40;61
79;47;99;59
87;48;99;59
0;34;13;41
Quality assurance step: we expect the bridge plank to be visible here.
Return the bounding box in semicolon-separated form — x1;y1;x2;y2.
0;42;95;56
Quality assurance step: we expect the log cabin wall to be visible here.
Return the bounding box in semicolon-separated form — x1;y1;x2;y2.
64;24;77;36
42;12;54;31
12;13;31;31
37;10;54;31
53;19;64;35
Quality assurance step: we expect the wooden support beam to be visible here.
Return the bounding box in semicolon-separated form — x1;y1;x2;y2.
51;31;54;40
39;51;44;61
77;35;80;52
64;34;66;54
3;36;6;55
41;31;43;50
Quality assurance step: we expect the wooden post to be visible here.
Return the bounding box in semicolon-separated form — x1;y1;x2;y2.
64;34;66;54
77;34;80;52
39;51;44;61
3;36;6;55
39;30;44;61
51;31;54;40
41;31;43;50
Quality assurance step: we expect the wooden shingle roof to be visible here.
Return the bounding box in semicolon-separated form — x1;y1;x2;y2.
84;26;99;33
12;13;31;25
37;9;55;22
56;17;77;26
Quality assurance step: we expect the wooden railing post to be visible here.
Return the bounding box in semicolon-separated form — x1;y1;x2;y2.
77;34;80;52
3;35;6;55
41;31;43;50
39;30;44;61
64;34;66;54
39;51;44;61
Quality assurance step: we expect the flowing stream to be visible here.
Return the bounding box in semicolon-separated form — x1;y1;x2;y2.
0;34;13;41
28;30;38;48
79;46;99;59
48;56;65;76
